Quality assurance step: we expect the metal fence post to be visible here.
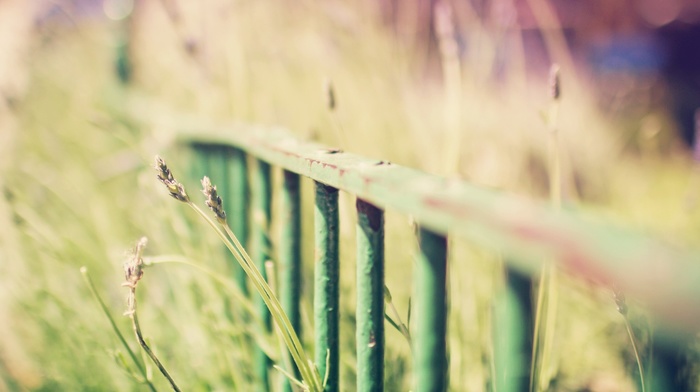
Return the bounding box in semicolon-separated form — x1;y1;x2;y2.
189;144;212;246
280;170;302;391
413;226;448;392
314;182;340;391
356;199;385;392
225;147;250;294
254;159;272;390
492;267;533;392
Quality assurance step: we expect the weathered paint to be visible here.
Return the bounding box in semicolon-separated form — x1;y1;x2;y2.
179;127;700;331
412;227;448;392
254;158;272;390
280;170;302;391
314;182;340;392
356;199;384;392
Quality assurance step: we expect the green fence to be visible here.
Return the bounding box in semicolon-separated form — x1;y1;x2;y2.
177;123;700;391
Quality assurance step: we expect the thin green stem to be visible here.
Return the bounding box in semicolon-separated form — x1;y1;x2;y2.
624;318;646;392
186;202;322;392
129;287;182;392
329;110;347;150
384;286;411;346
530;268;548;392
274;365;307;390
325;80;347;149
221;220;321;392
80;267;157;392
548;102;561;209
541;264;558;387
531;67;562;392
266;261;299;387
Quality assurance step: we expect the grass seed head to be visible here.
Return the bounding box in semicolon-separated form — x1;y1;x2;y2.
613;284;627;316
201;176;226;223
123;237;148;316
154;155;190;202
325;79;336;111
549;64;561;101
123;237;147;289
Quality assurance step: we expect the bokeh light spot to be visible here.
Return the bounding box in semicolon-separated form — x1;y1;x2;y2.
103;0;134;21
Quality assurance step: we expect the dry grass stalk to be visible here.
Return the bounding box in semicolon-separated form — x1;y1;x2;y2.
614;284;646;392
324;78;347;149
122;237;182;392
531;64;563;392
154;156;323;391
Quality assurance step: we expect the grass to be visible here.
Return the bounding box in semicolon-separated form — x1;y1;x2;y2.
1;1;699;391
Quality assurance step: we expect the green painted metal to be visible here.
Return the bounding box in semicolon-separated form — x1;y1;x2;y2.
224;147;250;293
204;144;228;240
280;170;302;391
356;199;385;392
313;182;340;392
412;227;448;392
254;159;272;391
189;143;210;191
177;127;700;331
492;268;532;392
649;336;694;392
189;144;211;244
190;145;251;323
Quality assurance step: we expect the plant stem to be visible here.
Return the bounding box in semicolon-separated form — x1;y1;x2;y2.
384;286;411;346
266;261;300;387
80;267;157;392
128;286;182;392
624;318;646;392
222;221;321;392
531;65;562;392
186;202;323;392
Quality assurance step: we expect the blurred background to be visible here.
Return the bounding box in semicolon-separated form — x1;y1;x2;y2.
2;0;700;390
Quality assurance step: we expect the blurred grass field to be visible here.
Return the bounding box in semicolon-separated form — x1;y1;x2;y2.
1;0;700;391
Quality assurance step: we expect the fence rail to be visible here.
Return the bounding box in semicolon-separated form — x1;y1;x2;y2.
174;122;700;391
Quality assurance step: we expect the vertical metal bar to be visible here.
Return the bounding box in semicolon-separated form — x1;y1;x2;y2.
189;144;210;244
356;199;384;392
190;143;210;190
507;268;533;389
205;146;227;201
279;170;302;391
412;227;448;392
314;182;340;392
492;267;532;392
650;335;693;392
205;146;241;323
254;159;272;390
225;147;250;294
